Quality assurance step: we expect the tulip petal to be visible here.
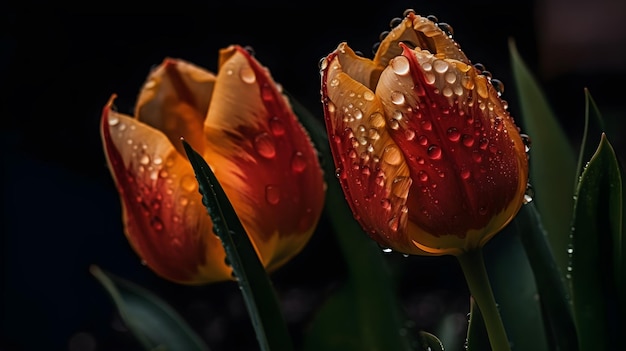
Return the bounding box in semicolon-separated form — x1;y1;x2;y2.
101;96;232;284
373;12;469;72
376;43;528;253
135;58;216;157
321;44;432;255
201;45;326;271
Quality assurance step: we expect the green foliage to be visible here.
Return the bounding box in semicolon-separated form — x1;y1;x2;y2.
91;266;209;351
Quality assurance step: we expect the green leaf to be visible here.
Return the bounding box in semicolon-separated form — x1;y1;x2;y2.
514;203;578;351
417;331;445;351
181;140;293;351
571;133;623;350
290;95;416;351
509;38;577;280
575;89;606;188
90;265;209;351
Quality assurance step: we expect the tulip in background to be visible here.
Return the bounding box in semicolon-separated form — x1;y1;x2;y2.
100;45;326;285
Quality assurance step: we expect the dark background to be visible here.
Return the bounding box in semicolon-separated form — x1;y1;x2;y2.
2;1;625;350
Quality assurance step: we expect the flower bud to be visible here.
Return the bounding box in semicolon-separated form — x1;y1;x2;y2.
320;12;528;256
102;45;326;284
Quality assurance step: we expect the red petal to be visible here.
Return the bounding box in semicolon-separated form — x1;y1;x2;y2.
321;44;432;255
202;46;326;270
101;96;232;284
376;43;528;251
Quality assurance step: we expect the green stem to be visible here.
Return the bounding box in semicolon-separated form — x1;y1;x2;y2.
457;249;511;351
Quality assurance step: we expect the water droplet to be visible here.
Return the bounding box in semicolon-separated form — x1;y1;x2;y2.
291;151;307;173
363;90;375;101
381;247;393;253
521;133;531;152
383;145;403;165
388;216;399;231
418;171;429;182
381;198;391;209
421;120;432;131
239;66;256;84
391;56;410;75
139;154;150;165
472;150;483;163
479;206;488;215
181;175;197;192
460;168;471;179
404;129;416;141
427;145;442;160
523;183;534;204
433;59;448;73
391;91;406;105
461;134;475;147
254;132;276;158
418;135;428;145
269;117;285;136
150;217;164;231
444;71;457;84
447;127;460;142
108;115;120;126
265;184;280;205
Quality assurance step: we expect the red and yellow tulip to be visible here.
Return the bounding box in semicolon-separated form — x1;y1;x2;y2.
320;11;528;256
101;45;326;284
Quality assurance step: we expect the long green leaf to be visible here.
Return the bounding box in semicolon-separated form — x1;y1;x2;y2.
291;95;417;351
509;38;577;280
90;265;209;351
571;133;622;350
181;140;293;351
575;89;605;188
514;203;578;351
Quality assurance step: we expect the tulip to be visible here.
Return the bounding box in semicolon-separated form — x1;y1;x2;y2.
101;45;326;285
320;11;529;257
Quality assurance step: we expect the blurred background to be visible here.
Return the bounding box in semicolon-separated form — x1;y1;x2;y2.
2;1;625;350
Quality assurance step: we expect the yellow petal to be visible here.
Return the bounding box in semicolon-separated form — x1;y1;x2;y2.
135;58;216;156
374;11;469;70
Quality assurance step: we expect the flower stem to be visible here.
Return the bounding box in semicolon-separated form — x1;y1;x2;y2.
457;249;511;351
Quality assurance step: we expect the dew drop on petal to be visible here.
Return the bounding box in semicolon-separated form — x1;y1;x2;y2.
433;59;448;73
446;127;460;142
391;91;406;105
461;134;475;147
404;129;416;141
460;168;471;179
418;170;429;182
427;145;442;160
269;116;286;136
265;184;280;205
391;56;410;75
363;90;375;101
180;175;198;192
254;132;276;158
291;151;307;173
383;145;403;165
139;154;150;165
150;217;164;231
108;115;120;126
239;66;256;84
